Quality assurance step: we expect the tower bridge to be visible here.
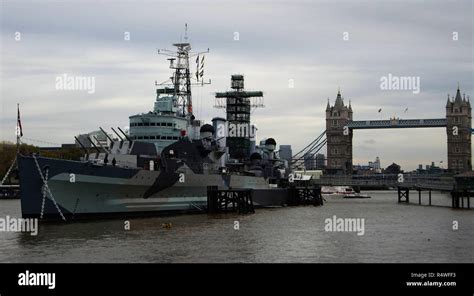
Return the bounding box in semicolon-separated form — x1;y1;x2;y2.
322;87;472;175
292;87;472;175
290;86;472;208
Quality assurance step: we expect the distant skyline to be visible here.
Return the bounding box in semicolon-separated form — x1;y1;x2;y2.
1;0;472;170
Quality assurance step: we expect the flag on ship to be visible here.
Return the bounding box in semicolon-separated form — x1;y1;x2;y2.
17;103;23;137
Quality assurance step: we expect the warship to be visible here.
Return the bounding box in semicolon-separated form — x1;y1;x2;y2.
17;31;293;221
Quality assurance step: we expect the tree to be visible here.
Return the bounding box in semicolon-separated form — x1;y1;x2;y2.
0;142;83;184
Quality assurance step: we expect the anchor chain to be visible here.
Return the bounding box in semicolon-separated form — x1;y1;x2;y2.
32;154;67;221
40;168;49;219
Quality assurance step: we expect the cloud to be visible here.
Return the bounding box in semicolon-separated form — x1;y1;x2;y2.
0;0;472;170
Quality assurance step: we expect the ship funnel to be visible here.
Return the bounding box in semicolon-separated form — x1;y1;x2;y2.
200;124;215;140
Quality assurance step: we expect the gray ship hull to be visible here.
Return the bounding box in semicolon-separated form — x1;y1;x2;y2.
18;155;288;220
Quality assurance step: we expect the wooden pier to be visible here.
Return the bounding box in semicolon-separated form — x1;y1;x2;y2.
206;184;324;214
207;186;255;214
397;187;410;203
397;186;472;209
451;191;472;209
287;185;323;206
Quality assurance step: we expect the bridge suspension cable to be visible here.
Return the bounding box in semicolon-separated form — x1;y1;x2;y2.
291;130;327;168
291;130;326;159
292;139;327;162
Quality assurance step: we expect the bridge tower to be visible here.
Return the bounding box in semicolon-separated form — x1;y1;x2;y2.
326;90;353;174
446;87;472;173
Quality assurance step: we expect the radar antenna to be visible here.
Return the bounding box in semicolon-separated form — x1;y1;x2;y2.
156;24;210;119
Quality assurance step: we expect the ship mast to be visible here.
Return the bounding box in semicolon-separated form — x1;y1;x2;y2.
157;24;210;119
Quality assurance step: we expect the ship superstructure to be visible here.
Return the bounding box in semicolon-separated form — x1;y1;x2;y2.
129;25;210;152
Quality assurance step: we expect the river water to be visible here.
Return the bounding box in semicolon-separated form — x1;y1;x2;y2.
0;191;472;263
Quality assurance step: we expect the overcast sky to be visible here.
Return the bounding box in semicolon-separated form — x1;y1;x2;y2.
1;0;472;170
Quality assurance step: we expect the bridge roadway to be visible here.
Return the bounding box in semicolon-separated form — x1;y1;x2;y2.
346;118;447;129
313;174;456;191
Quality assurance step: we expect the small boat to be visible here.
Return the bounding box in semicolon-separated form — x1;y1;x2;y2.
322;186;356;198
343;193;371;199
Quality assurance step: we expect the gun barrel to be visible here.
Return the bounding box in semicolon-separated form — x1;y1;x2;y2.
99;127;114;142
74;136;89;156
110;127;123;141
86;136;101;153
117;127;132;142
